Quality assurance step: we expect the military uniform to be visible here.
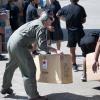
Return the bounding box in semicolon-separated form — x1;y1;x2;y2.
2;19;49;99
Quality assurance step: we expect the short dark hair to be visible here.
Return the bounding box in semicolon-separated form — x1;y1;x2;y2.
29;0;34;2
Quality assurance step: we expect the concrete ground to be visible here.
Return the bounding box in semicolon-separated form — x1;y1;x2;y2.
0;42;100;100
0;0;100;100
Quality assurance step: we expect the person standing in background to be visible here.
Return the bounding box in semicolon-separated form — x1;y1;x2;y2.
5;0;19;32
26;0;40;55
80;33;99;81
44;0;63;51
57;0;86;71
26;0;39;22
0;8;8;60
23;0;30;23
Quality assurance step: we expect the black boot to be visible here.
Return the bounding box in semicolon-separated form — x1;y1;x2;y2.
0;55;8;61
1;88;13;95
73;63;78;72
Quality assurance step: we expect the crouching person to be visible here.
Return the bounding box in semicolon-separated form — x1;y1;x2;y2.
1;11;57;100
80;32;99;82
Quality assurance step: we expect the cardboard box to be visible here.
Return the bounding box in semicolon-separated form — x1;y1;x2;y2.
86;53;100;81
33;54;73;84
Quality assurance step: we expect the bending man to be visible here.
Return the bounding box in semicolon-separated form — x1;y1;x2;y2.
1;11;57;100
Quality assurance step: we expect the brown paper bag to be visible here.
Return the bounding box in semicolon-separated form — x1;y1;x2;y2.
33;54;73;84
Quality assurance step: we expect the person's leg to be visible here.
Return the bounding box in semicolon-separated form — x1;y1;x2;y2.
2;59;18;89
56;40;61;50
80;44;96;82
1;58;18;94
70;47;76;64
1;41;19;94
67;29;78;71
81;57;87;82
15;47;39;99
69;47;78;71
47;39;51;46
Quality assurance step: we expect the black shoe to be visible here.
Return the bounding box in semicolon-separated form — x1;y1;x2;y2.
81;76;87;82
1;88;13;95
47;52;51;54
0;55;8;61
73;64;78;72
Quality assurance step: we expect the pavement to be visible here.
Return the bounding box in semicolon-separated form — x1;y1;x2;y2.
0;0;100;100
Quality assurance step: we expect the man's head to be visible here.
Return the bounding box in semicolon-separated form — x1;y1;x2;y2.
30;0;39;4
39;11;54;28
8;0;13;3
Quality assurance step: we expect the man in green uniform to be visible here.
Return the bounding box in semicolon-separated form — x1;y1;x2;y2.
1;11;57;100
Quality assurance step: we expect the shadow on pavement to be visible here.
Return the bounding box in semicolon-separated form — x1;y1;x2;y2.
47;92;100;100
93;86;100;90
4;94;28;99
3;92;100;100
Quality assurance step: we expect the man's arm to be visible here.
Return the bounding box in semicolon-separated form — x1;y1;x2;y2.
94;37;100;62
36;28;57;53
92;37;100;73
56;7;66;21
81;17;86;24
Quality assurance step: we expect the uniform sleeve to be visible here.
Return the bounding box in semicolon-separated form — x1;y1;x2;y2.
36;28;49;52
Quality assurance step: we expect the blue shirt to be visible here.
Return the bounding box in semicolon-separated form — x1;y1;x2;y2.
26;2;38;22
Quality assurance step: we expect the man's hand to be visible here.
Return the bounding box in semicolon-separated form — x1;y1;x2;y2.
47;26;55;32
57;50;64;55
51;48;57;53
92;61;99;73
